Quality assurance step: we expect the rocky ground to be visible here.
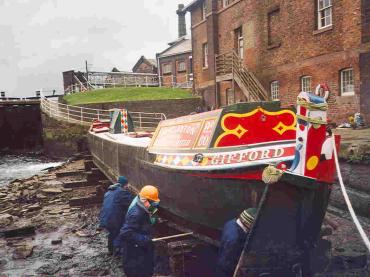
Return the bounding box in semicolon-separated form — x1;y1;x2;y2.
0;157;125;276
0;154;369;276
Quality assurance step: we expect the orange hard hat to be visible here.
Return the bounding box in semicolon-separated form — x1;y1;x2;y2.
139;185;160;202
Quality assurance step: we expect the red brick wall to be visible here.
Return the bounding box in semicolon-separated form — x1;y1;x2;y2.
189;0;366;122
158;53;192;87
134;61;157;74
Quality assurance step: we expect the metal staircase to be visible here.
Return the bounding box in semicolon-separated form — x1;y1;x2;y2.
215;51;269;101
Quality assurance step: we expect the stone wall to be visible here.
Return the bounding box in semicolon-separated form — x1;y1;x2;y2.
81;98;202;119
41;114;89;158
0;104;43;150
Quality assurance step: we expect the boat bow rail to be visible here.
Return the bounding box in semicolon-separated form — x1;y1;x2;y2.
40;96;166;130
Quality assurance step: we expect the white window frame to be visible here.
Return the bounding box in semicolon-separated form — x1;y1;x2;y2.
317;0;333;29
202;1;206;20
270;81;279;100
202;43;208;68
340;68;354;96
235;27;244;60
223;0;231;8
177;60;186;72
301;76;312;93
162;63;172;74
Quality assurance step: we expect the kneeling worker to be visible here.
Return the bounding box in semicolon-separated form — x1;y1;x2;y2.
116;185;160;277
217;208;257;277
99;176;134;255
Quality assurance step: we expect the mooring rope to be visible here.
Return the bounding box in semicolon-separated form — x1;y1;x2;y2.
332;137;370;252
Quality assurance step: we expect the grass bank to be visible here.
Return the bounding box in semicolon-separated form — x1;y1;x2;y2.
64;87;195;105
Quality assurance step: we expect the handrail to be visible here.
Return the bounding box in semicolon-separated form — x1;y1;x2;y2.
40;96;166;130
215;51;269;101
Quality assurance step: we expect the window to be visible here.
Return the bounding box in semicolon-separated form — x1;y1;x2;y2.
235;27;244;59
177;60;186;72
226;89;235;106
202;43;208;68
268;7;281;47
270;81;279;100
301;76;312;92
163;63;172;74
340;68;354;95
317;0;332;29
202;1;206;20
223;0;231;8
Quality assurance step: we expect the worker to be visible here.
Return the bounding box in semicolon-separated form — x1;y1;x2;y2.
216;208;257;277
115;185;160;277
99;176;134;255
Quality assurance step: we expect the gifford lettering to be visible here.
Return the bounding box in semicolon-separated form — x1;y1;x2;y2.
211;147;285;165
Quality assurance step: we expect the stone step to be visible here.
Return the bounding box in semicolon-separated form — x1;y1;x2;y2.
62;180;92;189
0;225;36;238
69;196;101;207
55;170;85;178
84;160;95;172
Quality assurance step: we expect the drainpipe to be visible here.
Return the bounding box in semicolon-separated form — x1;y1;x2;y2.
157;54;162;87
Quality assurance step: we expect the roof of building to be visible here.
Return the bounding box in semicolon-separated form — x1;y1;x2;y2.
132;56;158;72
157;37;192;59
184;0;201;12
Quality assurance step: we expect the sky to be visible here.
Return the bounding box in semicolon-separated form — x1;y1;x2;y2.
0;0;193;97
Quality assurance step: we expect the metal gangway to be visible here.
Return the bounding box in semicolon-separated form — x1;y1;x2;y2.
40;96;166;130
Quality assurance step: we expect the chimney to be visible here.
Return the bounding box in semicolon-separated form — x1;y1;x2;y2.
176;4;187;38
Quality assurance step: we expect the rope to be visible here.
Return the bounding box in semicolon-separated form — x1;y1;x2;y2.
296;100;328;111
296;114;327;125
332;137;370;252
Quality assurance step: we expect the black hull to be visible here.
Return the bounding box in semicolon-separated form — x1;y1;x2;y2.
89;133;265;231
88;133;331;241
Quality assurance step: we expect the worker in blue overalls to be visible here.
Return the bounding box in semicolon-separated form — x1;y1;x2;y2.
115;185;160;277
99;176;134;255
217;208;257;277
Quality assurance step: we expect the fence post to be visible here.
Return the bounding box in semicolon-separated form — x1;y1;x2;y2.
139;113;142;129
97;110;100;121
67;105;70;122
80;108;83;124
146;76;148;87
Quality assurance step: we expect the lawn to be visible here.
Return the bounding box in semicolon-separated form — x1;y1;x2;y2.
63;87;196;105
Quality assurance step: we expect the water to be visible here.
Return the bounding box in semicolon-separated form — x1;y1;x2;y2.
0;154;63;186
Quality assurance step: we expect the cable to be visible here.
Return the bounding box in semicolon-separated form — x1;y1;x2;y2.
332;137;370;252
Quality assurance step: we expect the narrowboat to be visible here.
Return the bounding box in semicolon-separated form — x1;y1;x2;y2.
88;84;339;274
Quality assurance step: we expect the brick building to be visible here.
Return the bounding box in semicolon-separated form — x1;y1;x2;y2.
156;4;193;88
185;0;370;122
132;56;158;74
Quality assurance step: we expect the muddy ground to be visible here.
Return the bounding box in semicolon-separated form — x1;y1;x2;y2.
0;157;369;276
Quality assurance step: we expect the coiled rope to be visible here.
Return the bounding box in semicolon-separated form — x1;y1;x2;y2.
332;137;370;252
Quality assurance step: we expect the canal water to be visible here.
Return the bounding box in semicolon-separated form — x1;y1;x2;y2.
0;154;63;186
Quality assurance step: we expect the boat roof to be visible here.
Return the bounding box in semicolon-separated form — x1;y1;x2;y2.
92;132;151;148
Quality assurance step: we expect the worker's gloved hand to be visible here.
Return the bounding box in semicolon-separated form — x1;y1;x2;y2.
137;234;152;246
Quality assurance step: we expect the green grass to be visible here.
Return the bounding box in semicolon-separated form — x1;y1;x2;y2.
64;87;196;105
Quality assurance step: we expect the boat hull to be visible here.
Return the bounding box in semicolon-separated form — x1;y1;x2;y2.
88;132;331;242
89;133;265;232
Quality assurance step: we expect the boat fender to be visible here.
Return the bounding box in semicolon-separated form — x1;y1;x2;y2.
262;165;283;185
193;153;204;163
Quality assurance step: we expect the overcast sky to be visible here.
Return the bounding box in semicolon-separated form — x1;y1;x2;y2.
0;0;193;97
